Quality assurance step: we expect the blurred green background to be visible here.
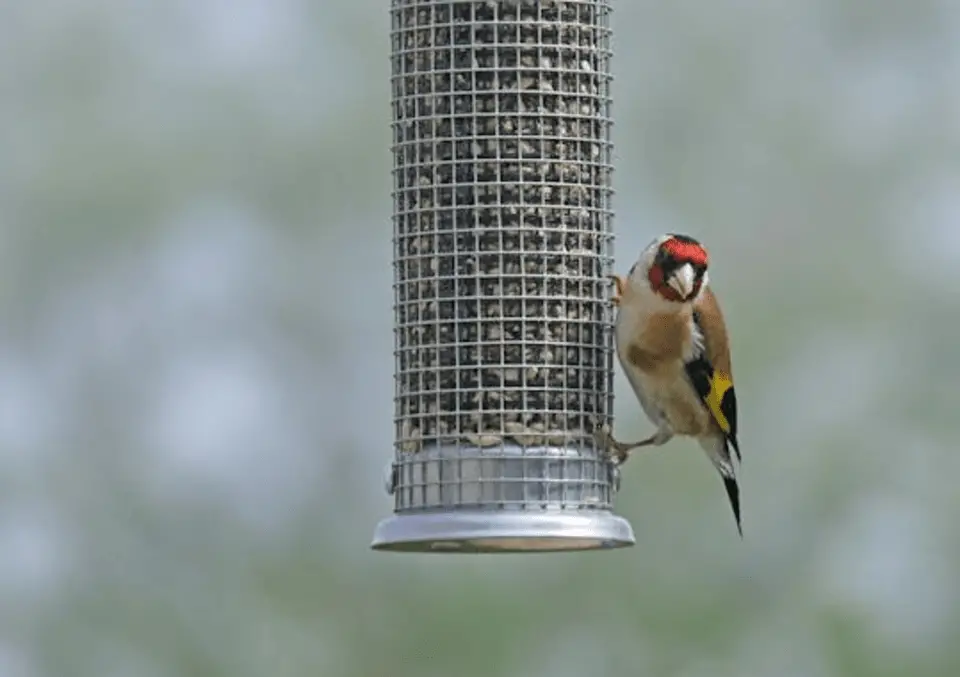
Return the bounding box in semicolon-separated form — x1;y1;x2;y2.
2;1;959;676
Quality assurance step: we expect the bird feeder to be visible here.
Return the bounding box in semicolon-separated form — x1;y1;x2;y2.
371;0;635;553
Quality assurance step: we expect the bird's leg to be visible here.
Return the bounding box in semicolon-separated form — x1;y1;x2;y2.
593;422;673;466
608;274;625;306
603;433;659;466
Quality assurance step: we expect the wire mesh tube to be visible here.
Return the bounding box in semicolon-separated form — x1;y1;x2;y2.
372;0;635;552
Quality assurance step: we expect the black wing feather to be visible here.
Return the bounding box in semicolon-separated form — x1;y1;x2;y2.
686;312;740;461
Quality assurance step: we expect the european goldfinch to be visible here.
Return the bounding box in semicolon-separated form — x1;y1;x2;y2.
596;233;742;536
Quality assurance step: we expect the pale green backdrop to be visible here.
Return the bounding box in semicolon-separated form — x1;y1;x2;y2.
1;1;958;676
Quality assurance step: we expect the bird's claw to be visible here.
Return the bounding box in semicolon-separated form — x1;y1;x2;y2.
608;274;624;307
593;422;662;466
593;423;632;466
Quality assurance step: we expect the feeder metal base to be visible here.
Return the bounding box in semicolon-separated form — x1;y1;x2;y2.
371;510;635;553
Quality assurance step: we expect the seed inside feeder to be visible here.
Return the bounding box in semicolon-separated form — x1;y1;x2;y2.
393;0;614;452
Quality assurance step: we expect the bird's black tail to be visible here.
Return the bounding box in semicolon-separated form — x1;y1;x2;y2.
722;475;742;538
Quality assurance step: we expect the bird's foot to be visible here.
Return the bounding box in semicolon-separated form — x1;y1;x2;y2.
608;274;625;307
593;423;660;466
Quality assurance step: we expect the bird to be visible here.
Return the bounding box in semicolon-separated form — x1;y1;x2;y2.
595;233;742;536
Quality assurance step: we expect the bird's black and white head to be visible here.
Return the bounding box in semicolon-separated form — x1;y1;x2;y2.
628;233;710;308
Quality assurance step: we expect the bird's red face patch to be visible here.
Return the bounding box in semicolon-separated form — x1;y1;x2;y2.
661;236;709;267
648;263;686;302
648;235;708;302
647;264;670;299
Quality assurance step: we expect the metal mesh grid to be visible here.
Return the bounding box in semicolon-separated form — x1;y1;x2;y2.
390;0;616;512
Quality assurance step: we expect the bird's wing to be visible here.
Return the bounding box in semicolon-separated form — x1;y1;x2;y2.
686;287;740;460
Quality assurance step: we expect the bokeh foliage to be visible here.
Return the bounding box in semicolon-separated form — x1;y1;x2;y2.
1;1;959;676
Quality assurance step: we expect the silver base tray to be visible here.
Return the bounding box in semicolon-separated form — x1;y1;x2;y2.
371;510;635;553
371;441;635;553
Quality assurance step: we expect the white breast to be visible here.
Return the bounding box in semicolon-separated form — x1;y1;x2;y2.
614;278;704;364
614;302;662;426
613;280;709;434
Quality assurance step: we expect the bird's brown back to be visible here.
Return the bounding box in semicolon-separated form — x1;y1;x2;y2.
693;287;733;378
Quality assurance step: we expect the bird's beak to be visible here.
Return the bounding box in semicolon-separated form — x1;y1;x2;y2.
668;263;696;299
